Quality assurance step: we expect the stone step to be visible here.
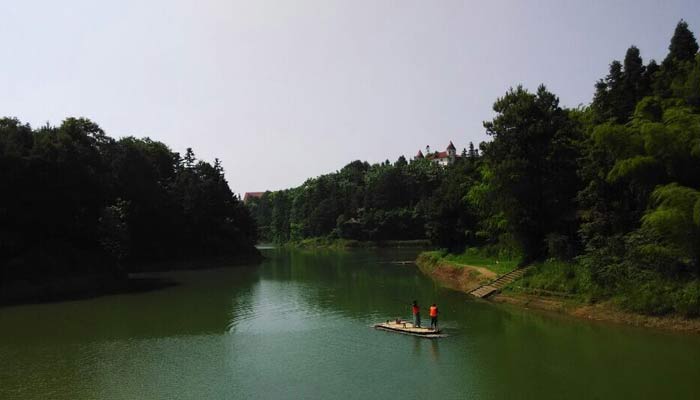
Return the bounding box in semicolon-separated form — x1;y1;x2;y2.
469;267;530;298
470;285;498;298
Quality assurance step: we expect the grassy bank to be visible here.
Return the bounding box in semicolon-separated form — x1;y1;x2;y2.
415;251;500;293
512;259;700;318
416;250;700;333
431;248;519;276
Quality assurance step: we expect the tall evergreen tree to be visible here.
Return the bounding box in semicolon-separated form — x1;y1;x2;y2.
481;85;582;261
665;20;699;65
467;141;479;160
184;147;196;169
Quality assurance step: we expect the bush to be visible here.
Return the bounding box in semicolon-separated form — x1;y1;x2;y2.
673;281;700;317
620;278;700;317
620;281;677;316
519;260;590;295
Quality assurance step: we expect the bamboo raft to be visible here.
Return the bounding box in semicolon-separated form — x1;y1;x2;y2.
374;320;447;338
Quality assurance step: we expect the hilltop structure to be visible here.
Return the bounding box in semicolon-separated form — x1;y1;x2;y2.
415;141;460;166
243;192;264;203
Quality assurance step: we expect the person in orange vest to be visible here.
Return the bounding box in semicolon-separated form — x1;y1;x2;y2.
412;300;421;328
429;303;439;330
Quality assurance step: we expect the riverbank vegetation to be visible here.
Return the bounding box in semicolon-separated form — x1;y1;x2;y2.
284;237;430;250
0;118;259;301
248;147;481;249
249;21;700;318
421;249;517;276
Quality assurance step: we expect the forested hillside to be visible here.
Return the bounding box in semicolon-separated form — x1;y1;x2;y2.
248;150;482;249
0;118;258;287
249;20;700;316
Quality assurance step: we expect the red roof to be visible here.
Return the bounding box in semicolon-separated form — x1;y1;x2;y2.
427;151;449;159
243;192;264;202
417;141;461;161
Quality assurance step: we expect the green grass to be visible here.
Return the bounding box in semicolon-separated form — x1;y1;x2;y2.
514;260;591;298
425;248;520;276
421;248;700;318
616;278;700;317
443;248;520;275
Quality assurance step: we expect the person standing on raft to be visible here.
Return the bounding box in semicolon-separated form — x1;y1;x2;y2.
429;304;439;331
412;301;421;328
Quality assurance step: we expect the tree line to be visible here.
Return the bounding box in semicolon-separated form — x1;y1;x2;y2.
249;20;700;315
0;118;258;286
248;151;482;249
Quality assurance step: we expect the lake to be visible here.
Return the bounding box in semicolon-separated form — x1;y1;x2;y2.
1;248;699;399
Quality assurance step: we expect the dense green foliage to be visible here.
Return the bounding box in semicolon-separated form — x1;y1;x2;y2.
0;118;258;284
251;21;700;316
248;155;482;251
478;85;583;262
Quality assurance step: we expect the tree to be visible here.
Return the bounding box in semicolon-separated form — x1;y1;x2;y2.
425;160;479;250
0;117;259;289
395;155;408;167
467;141;479;160
665;20;699;65
184;147;196;169
481;85;582;261
592;61;625;122
592;46;656;124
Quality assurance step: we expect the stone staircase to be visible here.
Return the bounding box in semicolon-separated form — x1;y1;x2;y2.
469;267;530;298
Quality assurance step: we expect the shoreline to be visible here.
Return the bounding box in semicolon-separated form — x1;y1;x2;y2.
490;292;700;334
282;238;432;250
415;252;700;334
0;251;263;307
415;252;496;292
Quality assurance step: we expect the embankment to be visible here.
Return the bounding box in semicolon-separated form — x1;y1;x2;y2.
415;252;700;333
415;252;496;293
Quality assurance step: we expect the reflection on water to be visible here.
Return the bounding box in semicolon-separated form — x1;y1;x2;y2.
1;248;699;399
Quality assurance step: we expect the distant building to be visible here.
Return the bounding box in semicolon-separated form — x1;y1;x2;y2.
243;192;264;203
415;141;460;166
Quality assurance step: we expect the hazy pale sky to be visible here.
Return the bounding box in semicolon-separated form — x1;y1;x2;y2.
2;0;698;193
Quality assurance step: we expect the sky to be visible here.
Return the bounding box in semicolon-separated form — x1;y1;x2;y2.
2;0;699;194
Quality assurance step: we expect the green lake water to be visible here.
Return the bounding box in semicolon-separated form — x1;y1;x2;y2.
1;248;699;399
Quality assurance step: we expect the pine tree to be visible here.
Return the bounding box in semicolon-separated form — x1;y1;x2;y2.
665;20;699;65
395;155;407;167
623;47;644;93
184;147;196;169
468;141;478;160
640;59;659;95
592;60;625;122
621;46;646;118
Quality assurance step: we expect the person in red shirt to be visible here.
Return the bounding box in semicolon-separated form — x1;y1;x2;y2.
429;304;439;331
412;300;421;328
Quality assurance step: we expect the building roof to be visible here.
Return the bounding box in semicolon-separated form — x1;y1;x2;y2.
243;192;265;203
417;141;461;161
427;151;449;159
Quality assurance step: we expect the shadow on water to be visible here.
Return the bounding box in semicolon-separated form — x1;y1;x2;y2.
0;276;179;308
0;265;263;344
0;254;265;308
2;247;700;400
